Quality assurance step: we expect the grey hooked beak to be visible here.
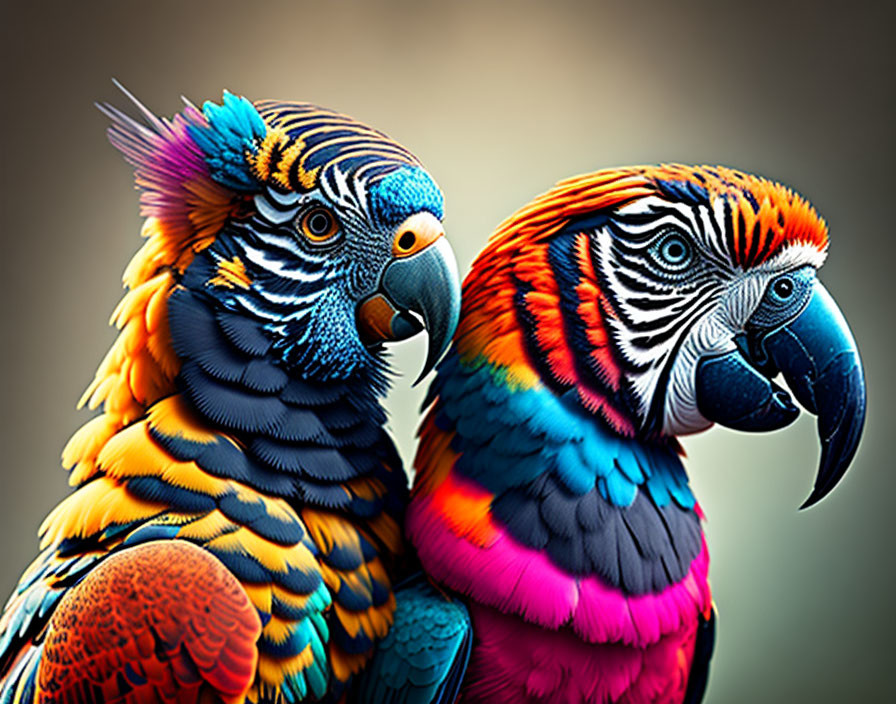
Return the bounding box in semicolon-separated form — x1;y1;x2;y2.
696;270;866;508
358;228;461;384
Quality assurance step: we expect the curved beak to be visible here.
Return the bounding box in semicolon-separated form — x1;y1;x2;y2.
696;279;866;508
357;213;461;384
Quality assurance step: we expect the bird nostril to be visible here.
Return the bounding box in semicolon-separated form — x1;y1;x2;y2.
398;231;416;251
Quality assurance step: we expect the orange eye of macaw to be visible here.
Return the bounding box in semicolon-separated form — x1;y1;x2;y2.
300;207;340;244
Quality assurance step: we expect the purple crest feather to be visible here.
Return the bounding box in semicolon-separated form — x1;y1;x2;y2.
97;81;241;271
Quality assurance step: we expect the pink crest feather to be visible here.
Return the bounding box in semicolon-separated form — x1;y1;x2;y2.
96;82;242;270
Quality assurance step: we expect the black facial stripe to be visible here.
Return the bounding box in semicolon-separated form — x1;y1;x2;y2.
613;269;673;297
722;199;737;264
667;280;721;314
618;278;719;329
626;294;689;311
693;202;730;268
252;270;330;299
612;202;695;231
639;294;721;432
242;217;291;237
610;248;707;285
607;220;693;249
236;227;330;274
625;310;691;334
628;288;718;352
611;258;709;300
607;221;665;243
741;217;759;268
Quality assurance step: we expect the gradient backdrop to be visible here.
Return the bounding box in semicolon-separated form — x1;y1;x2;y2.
1;1;893;701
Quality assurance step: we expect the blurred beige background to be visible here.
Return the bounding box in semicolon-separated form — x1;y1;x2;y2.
1;1;893;701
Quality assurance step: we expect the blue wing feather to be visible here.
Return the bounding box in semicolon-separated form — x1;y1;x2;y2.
354;576;471;704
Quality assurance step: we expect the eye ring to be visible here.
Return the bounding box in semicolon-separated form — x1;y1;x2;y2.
299;206;340;245
652;231;693;270
771;276;794;301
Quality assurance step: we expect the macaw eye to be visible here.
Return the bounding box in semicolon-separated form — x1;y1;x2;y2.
299;207;340;245
771;276;794;301
651;231;693;270
749;267;816;328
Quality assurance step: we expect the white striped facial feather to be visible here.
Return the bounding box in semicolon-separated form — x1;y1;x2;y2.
237;237;335;283
246;172;395;299
593;195;829;436
201;172;395;380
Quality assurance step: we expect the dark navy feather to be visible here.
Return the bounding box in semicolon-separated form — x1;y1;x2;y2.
216;309;273;357
280;377;347;406
211;550;271;583
240;358;289;393
275;563;324;594
332;620;376;655
272;408;336;445
179;361;288;434
250;440;358;481
125;477;217;512
296;480;354;510
684;607;716;704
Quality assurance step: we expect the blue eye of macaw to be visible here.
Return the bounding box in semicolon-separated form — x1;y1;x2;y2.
750;266;815;328
772;277;794;300
652;231;693;270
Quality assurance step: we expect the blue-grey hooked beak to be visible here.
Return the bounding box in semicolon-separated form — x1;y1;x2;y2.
357;226;461;384
697;269;866;508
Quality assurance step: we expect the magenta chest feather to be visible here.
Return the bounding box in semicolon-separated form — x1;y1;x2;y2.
407;493;711;703
411;351;712;701
461;602;700;704
407;494;710;649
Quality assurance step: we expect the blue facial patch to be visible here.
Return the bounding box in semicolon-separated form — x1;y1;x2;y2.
368;167;444;227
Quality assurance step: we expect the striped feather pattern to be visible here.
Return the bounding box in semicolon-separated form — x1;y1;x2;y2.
253;101;421;191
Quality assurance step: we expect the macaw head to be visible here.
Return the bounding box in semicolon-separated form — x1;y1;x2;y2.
101;85;460;386
458;165;864;507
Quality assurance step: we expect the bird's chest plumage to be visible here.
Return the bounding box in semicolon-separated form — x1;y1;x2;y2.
409;353;712;702
161;283;408;697
460;601;700;704
21;282;409;703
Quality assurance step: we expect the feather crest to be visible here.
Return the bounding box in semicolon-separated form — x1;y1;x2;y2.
97;83;257;273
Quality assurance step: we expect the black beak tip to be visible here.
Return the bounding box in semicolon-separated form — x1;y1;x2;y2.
799;469;847;510
799;396;866;511
412;336;452;387
747;280;866;511
799;488;828;510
